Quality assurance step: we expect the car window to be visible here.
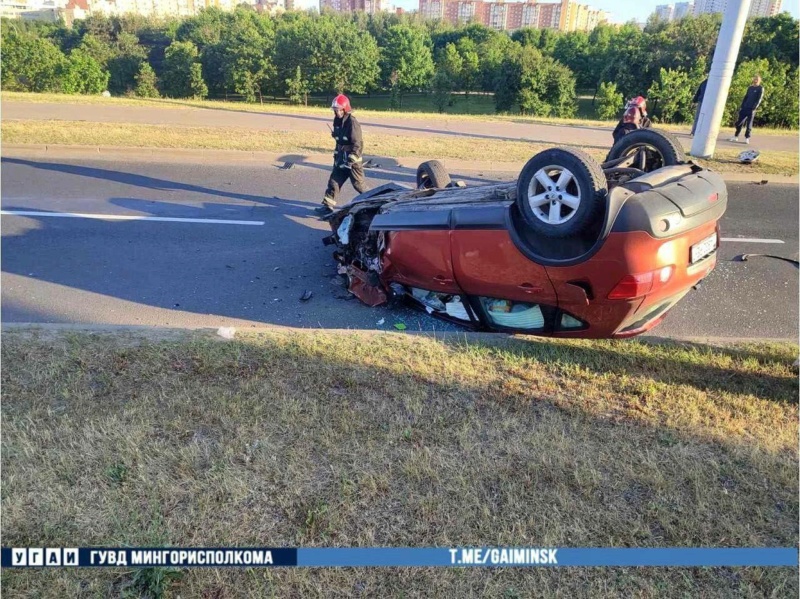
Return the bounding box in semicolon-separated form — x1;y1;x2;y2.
409;287;471;321
480;298;545;330
559;313;584;329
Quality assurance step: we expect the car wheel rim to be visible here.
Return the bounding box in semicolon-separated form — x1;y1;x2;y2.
527;165;581;226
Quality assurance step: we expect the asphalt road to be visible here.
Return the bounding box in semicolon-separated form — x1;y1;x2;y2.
5;101;799;153
2;152;798;340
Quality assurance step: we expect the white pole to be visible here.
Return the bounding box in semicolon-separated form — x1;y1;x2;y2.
690;0;753;159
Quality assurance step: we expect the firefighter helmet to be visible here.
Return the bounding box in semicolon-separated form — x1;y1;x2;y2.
331;94;351;113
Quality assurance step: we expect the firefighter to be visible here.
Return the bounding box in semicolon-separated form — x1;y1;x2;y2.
612;96;649;143
315;94;367;215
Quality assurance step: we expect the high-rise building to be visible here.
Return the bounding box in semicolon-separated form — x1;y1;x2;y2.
652;2;694;21
695;0;780;17
320;0;384;11
419;0;445;19
419;0;607;31
673;1;693;18
654;3;674;20
747;0;781;17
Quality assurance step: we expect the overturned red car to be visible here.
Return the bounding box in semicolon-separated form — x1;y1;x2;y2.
322;129;726;339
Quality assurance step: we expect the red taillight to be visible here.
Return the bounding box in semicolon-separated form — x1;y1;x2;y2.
608;266;674;300
709;192;719;202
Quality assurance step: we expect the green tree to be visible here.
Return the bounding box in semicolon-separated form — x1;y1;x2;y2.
477;33;515;92
76;33;115;69
596;81;623;120
203;10;275;102
162;40;201;98
107;32;148;94
134;62;160;97
495;45;576;117
455;37;479;97
431;42;462;112
61;49;109;94
285;65;309;105
553;31;590;88
188;63;208;99
0;31;67;92
646;67;694;123
380;24;434;106
741;13;799;69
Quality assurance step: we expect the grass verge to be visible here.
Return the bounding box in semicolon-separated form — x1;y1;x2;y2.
4;91;798;136
2;330;797;597
4;119;798;176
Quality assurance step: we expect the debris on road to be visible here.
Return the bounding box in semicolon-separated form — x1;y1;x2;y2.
394;323;407;330
300;290;313;302
377;318;385;326
217;327;236;340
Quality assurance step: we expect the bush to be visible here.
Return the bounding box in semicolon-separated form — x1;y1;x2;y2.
1;31;67;93
134;63;160;98
596;81;623;120
494;45;577;117
61;50;109;94
188;63;208;100
647;67;696;124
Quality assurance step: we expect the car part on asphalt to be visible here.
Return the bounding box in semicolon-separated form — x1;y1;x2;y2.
738;149;760;164
734;254;799;268
416;160;452;189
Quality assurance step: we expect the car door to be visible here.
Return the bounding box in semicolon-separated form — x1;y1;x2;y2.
450;229;558;331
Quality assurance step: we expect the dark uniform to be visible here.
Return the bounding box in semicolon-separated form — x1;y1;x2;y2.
691;78;708;135
733;83;764;140
324;112;367;208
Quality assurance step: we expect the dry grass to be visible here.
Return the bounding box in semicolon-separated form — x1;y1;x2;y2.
1;330;797;598
3;91;798;137
3;119;798;176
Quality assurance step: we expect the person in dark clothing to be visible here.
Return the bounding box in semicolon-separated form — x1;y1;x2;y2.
690;77;708;136
315;94;367;215
611;96;649;143
729;75;764;144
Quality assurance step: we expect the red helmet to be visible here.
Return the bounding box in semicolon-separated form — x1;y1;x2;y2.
331;94;351;113
630;95;647;109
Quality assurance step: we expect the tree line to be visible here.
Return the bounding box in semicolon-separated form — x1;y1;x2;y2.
1;9;797;127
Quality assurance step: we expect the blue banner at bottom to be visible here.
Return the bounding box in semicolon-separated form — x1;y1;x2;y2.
2;547;797;568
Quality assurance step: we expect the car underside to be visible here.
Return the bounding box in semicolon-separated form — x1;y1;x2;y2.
322;129;727;339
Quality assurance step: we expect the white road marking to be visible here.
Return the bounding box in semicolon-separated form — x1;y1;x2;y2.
720;237;784;244
0;211;264;226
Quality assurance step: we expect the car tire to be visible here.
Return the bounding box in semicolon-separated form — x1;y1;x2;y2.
516;148;608;239
416;160;451;189
605;128;685;172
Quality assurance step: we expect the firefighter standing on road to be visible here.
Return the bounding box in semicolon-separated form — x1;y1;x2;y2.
315;94;367;215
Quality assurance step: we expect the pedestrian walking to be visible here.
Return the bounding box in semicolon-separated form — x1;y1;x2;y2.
729;75;764;144
315;94;367;215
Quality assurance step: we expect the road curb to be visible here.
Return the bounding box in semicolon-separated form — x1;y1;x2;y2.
2;323;796;345
3;143;797;184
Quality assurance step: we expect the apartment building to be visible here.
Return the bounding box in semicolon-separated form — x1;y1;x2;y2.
693;0;781;18
319;0;387;12
423;0;607;31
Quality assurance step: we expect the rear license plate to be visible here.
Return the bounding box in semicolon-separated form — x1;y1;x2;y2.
691;232;717;263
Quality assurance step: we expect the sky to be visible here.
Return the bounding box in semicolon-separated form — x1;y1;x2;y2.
295;0;800;22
